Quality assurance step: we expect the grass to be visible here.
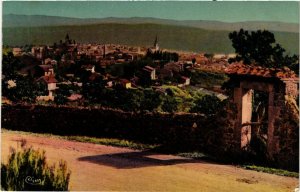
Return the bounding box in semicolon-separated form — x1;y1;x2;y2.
241;165;299;178
191;70;228;88
177;152;208;159
65;135;159;150
1;129;159;151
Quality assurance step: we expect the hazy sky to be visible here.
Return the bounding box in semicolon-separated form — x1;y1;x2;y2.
3;1;299;23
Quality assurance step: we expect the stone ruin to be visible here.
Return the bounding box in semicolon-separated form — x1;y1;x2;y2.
224;62;299;170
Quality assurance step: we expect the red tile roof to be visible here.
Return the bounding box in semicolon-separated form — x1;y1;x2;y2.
39;65;53;72
225;62;298;80
120;79;131;84
36;75;57;84
181;76;190;80
144;66;155;71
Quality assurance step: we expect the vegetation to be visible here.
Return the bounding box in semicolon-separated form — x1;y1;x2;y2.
242;165;299;178
1;129;159;151
229;29;299;72
190;95;224;115
177;152;208;159
145;49;179;62
66;136;159;150
1;145;71;191
161;96;178;113
190;70;228;88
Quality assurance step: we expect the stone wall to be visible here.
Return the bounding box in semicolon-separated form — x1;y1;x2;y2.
224;76;299;171
273;96;299;170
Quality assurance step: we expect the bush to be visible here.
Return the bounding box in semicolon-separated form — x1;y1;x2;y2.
162;96;178;113
1;146;71;191
190;95;224;115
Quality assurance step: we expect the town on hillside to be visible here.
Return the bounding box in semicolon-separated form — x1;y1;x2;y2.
2;1;299;191
3;34;231;112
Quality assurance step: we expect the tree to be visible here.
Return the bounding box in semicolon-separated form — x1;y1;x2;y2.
228;29;299;71
190;95;224;115
82;78;105;104
204;53;214;63
121;89;144;112
2;75;38;103
162;96;178;113
192;58;196;65
140;90;162;112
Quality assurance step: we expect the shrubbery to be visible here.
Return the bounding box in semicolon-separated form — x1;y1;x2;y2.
190;95;224;115
1;145;71;191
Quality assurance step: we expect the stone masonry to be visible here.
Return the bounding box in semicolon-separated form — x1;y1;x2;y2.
224;63;299;170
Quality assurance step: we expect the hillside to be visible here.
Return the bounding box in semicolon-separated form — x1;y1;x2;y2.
3;23;299;54
3;14;299;33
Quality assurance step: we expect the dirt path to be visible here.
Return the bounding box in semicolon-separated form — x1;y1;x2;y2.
1;130;298;191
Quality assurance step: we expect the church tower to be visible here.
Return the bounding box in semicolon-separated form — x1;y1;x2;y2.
65;33;70;44
154;35;159;51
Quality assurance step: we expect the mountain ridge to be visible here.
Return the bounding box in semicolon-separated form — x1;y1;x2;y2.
3;23;299;54
3;14;299;33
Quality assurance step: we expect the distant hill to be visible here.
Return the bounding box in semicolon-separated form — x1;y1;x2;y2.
3;14;299;33
3;14;299;54
3;23;299;54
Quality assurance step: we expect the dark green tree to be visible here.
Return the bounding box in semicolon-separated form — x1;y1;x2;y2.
192;58;196;65
190;95;224;115
162;96;178;113
228;29;299;71
82;78;105;104
2;75;38;103
140;90;162;111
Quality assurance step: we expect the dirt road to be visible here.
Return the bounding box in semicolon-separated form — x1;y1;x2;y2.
1;130;298;191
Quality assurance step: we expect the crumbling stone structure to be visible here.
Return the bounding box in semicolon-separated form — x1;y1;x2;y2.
224;63;299;169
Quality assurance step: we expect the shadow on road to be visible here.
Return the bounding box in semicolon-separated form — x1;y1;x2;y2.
78;151;201;169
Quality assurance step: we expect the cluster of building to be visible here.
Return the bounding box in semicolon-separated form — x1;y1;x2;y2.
9;34;234;102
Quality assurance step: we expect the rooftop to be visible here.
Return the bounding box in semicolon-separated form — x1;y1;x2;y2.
36;75;57;84
225;62;298;80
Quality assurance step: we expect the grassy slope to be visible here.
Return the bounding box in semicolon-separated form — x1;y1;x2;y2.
3;23;299;54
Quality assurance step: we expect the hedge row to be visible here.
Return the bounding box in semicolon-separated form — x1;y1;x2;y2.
2;104;223;151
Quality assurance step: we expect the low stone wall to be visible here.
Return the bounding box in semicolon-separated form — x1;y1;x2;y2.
2;104;223;151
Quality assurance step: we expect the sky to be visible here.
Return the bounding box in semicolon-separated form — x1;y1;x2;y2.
2;1;299;24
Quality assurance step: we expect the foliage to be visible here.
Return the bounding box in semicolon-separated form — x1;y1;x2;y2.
145;50;179;62
228;29;299;71
1;146;71;191
190;70;228;88
82;77;105;103
177;152;208;159
190;95;224;115
161;96;178;113
2;75;39;103
242;165;299;178
66;136;159;150
204;53;214;61
118;89;144;112
140;90;162;112
2;52;22;78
